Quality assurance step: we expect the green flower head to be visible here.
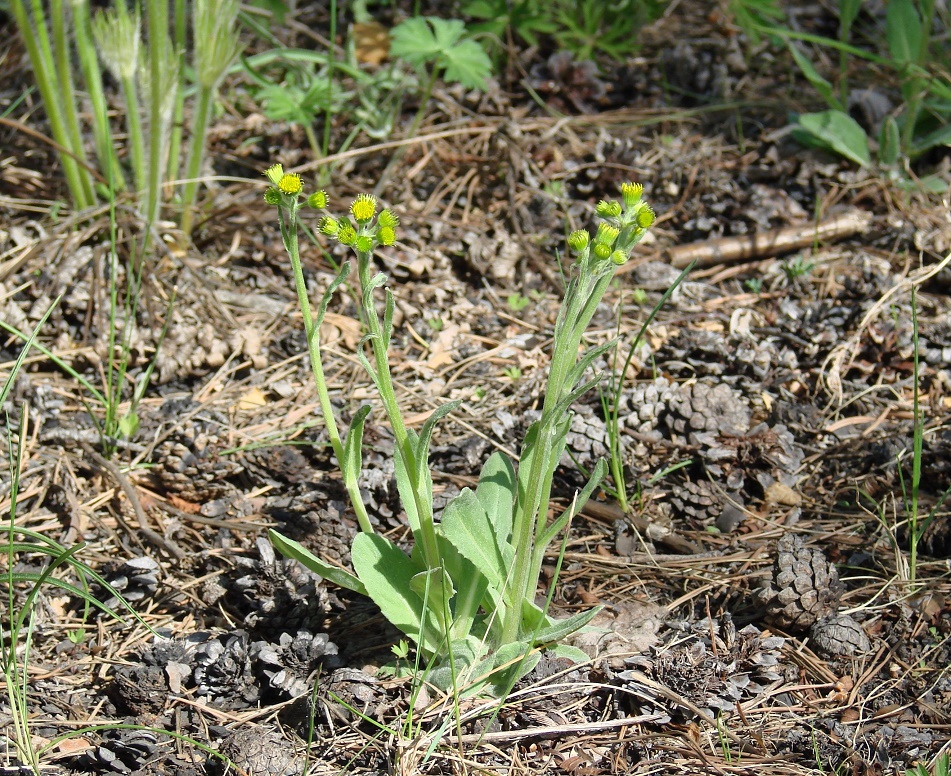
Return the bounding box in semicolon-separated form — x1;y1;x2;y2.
378;209;399;228
319;216;340;236
278;173;302;195
308;190;328;209
567;229;590;252
635;206;656;228
595;223;620;247
378;225;397;246
263;187;282;205
596;200;622;218
264;163;284;185
338;224;357;246
355;235;375;253
610;249;628;266
351;194;377;223
620;182;643;207
593;242;612;260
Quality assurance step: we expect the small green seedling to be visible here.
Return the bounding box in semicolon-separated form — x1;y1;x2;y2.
502;366;522;380
507;292;531;312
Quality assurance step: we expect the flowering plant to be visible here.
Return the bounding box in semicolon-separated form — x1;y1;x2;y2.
265;165;655;693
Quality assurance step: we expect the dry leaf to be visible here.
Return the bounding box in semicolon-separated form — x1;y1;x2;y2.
353;21;389;65
235;386;268;411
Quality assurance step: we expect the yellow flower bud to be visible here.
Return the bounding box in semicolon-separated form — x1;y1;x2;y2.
264;164;284;185
308;190;328;209
610;249;628;265
567;230;590;252
593;242;612;260
620;182;643;207
596;200;622;218
338;224;357;245
595;223;620;247
356;235;375;253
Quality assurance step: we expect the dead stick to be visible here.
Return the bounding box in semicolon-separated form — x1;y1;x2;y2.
628;210;873;272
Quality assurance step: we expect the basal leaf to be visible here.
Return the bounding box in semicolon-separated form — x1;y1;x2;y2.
528;606;602;646
342;404;372;485
440;488;505;587
268;529;367;595
795;110;871;167
351;532;438;653
475;452;516;541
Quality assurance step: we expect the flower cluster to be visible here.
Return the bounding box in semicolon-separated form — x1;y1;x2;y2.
263;164;399;252
568;182;655;267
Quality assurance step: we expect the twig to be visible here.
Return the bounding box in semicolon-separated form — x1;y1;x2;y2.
625;209;874;271
80;442;186;559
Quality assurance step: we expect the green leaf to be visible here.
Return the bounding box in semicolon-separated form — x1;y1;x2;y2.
441;38;492;90
351;532;439;653
785;40;839;110
527;606;602;646
435;533;490;641
878;115;901;165
909;121;951;157
795;110;871;166
390;16;491;91
886;0;922;65
315;260;351;329
440;488;507;588
269;529;367;594
537;459;606;551
546;643;591;663
475;452;517;541
414;400;462;484
394;430;424;536
342;404;372;486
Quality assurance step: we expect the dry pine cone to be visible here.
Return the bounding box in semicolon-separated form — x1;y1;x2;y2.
757;534;843;631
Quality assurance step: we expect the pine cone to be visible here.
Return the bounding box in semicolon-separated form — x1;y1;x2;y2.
193;633;259;710
256;630;341;699
665;380;751;443
211;728;304;776
669;478;724;525
757;534;843;631
810;614;872;657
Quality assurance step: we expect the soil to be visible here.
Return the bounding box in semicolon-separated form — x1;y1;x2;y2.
1;1;950;775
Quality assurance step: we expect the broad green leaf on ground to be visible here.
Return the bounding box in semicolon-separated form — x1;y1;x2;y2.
794;110;871;166
351;532;439;653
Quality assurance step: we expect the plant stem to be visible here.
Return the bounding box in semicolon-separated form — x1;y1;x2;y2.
166;0;187;186
354;252;442;574
11;0;94;208
145;0;168;227
73;0;125;192
281;206;373;534
180;85;215;236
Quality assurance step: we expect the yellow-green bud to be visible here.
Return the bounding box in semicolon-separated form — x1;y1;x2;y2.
595;223;620;246
350;193;377;222
378;209;399;228
378;225;396;246
319;216;339;236
593;242;612;260
567;230;590;252
355;235;374;253
264;163;284;185
620;182;643;207
610;249;628;265
596;200;622;218
338;224;357;245
264;187;282;205
635;206;656;228
278;173;302;195
308;190;328;209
